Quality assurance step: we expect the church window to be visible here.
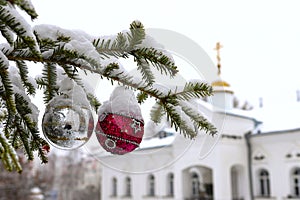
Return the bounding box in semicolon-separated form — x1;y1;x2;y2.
292;168;300;197
148;174;155;196
259;169;270;196
112;177;117;196
125;177;131;197
159;131;167;138
167;173;174;196
191;173;200;197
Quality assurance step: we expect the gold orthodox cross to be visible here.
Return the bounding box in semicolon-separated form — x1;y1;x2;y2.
214;42;223;75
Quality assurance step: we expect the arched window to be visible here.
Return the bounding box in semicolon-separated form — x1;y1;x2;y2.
167;173;174;196
159;131;167;138
125;177;131;197
148;174;155;196
259;169;270;196
191;173;200;197
292;168;300;197
112;177;117;196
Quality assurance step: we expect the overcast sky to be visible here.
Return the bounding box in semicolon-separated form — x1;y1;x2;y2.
30;0;300;108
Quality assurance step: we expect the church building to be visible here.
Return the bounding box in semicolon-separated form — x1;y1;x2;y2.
98;43;300;200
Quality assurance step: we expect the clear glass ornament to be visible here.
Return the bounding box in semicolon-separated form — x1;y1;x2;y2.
42;98;94;150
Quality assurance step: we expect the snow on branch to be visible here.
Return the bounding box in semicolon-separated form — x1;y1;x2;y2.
0;4;39;54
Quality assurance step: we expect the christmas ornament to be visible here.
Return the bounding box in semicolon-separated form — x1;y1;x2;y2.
95;86;144;155
42;78;94;150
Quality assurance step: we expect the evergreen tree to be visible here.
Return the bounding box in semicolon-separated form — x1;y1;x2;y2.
0;0;217;172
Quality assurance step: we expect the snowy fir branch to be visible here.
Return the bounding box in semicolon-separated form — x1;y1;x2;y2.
131;47;178;77
0;0;216;172
175;82;213;101
11;0;38;20
0;23;14;46
0;3;40;55
179;100;217;136
15;60;35;95
0;131;22;172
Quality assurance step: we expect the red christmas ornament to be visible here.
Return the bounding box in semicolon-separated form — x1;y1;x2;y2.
95;112;144;155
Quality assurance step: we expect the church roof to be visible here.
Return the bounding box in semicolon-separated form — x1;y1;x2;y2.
252;127;300;137
139;129;176;150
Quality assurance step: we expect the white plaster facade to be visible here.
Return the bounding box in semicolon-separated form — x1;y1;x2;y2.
99;110;257;200
251;129;300;200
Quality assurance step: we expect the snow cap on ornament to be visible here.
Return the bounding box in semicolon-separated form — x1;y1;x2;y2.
96;86;144;155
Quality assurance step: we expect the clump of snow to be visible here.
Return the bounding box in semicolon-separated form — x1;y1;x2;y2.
138;35;163;49
33;24;93;43
9;66;24;89
55;66;67;83
98;86;143;121
2;5;40;53
179;99;209;121
0;50;9;67
57;78;90;108
21;0;36;15
100;58;123;74
27;75;38;89
151;83;170;97
34;24;103;69
0;43;13;54
41;49;54;59
58;77;75;93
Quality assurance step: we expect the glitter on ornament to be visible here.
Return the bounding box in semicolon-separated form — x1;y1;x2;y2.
96;112;144;154
131;119;142;133
95;86;144;155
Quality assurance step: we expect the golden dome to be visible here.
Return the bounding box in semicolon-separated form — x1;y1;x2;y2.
211;80;230;87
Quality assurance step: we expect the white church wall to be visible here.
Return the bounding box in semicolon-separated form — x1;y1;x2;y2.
251;129;300;200
211;91;234;110
211;138;250;200
100;145;179;200
170;127;251;200
99;102;262;200
217;112;256;136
